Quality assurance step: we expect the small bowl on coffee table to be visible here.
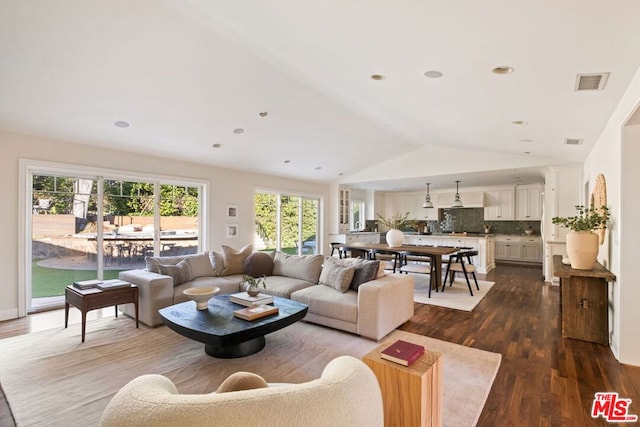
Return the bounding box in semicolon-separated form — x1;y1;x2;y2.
183;286;220;310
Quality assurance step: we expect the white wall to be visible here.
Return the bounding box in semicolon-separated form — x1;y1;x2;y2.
583;65;640;365
0;131;330;321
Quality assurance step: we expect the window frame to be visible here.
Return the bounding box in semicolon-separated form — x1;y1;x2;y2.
18;159;209;316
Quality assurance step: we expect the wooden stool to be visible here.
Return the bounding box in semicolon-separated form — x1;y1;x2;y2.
363;340;442;427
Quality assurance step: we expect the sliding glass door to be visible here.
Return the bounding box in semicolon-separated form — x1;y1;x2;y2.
26;163;205;312
254;191;320;255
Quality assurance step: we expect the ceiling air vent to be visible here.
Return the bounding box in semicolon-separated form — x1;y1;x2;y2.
565;138;583;146
575;73;609;91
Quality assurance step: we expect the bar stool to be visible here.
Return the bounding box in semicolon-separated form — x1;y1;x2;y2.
442;250;479;296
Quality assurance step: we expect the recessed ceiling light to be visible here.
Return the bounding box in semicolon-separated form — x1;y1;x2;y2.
512;120;528;125
258;112;268;118
370;74;385;80
233;128;244;134
314;166;322;171
114;121;130;128
284;160;291;164
492;66;515;75
212;143;221;148
423;70;443;78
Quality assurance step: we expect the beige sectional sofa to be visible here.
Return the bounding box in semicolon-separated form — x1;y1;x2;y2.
118;246;414;341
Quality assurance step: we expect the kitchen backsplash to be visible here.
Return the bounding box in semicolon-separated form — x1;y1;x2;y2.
408;207;541;235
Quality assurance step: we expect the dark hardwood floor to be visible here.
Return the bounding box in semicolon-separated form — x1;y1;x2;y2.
399;264;640;426
1;264;639;426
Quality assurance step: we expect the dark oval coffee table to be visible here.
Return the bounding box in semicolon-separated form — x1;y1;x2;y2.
159;294;308;358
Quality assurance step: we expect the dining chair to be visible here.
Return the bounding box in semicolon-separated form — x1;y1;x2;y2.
442;250;479;296
399;251;437;297
368;249;401;273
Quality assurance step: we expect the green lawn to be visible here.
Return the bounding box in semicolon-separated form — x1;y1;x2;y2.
31;261;124;298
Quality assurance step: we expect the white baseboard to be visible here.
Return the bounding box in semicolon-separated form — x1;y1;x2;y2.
0;307;20;322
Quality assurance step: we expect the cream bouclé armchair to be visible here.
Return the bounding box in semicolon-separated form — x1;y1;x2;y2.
99;356;383;427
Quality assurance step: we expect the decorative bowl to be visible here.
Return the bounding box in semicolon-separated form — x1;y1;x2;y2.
183;286;220;310
524;229;534;236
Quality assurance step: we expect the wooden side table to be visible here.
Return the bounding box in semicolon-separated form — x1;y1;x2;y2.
65;285;139;342
553;255;615;345
363;341;442;427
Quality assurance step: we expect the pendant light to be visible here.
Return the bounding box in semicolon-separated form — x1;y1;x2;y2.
422;182;433;208
451;180;464;208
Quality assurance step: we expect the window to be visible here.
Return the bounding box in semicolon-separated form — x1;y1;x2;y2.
23;160;207;313
254;190;321;255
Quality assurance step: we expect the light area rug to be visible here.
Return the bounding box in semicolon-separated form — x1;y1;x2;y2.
0;317;501;427
411;273;496;311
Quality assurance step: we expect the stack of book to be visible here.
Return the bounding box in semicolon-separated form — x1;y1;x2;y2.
96;279;131;290
229;292;274;307
380;340;425;366
233;305;279;321
73;279;102;290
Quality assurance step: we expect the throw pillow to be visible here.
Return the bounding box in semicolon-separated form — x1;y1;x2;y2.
208;250;225;276
221;244;253;276
185;252;217;278
244;251;274;277
158;259;193;286
216;372;269;393
318;257;355;293
272;252;324;283
334;258;381;290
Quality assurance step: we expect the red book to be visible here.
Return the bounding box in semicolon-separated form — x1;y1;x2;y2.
380;340;425;366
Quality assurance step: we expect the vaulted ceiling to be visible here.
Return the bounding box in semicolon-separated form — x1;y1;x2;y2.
1;1;640;190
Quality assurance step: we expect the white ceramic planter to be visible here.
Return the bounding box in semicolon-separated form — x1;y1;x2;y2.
566;231;599;270
386;229;405;247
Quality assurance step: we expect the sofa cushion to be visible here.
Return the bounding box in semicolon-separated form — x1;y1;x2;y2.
221;244;253;276
244;252;274;277
146;252;210;274
319;257;355;293
291;285;358;324
261;276;315;298
208;251;225;276
158;260;193;286
332;257;380;291
186;252;217;278
272;252;323;283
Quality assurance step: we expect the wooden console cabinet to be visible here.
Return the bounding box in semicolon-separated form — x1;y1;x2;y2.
553;255;615;345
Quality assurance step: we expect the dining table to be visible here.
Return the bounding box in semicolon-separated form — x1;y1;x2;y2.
340;242;460;291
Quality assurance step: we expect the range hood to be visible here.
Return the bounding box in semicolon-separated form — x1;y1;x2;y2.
434;191;485;208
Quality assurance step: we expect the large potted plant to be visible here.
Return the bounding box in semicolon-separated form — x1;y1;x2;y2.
376;211;411;247
552;205;610;270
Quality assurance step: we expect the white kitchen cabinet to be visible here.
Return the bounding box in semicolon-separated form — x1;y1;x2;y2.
495;235;542;264
495;235;522;261
516;186;542;220
338;188;350;232
484;189;514;220
522;236;542;262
